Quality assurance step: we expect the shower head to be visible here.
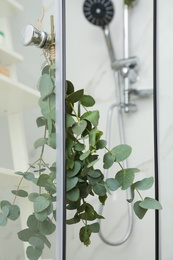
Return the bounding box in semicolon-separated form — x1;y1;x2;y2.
83;0;114;28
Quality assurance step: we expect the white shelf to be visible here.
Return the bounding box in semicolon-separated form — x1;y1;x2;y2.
0;45;23;65
0;0;23;17
0;74;39;116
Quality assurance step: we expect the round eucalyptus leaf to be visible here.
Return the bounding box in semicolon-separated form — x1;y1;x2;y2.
26;246;42;260
106;178;120;191
72;120;87;136
88;222;100;233
35;210;47;221
0;200;11;209
66;89;84;103
79;94;95;107
24;172;35;181
39;218;56;235
34;138;47;149
139;197;162;210
81;110;99;127
66;187;80;202
93;183;107;196
6;204;20;221
34;196;51;213
111;144;132;162
66;177;78;192
28;193;39;202
133;201;148;219
27;214;39;232
103;152;116;169
18;228;35;242
115;168;138;190
134;177;154;190
29;236;44;250
67;161;81;177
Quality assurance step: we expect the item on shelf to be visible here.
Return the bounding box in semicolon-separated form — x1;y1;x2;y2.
0;31;5;45
0;65;10;77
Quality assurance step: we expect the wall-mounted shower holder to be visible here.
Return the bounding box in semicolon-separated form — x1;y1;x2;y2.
111;56;139;84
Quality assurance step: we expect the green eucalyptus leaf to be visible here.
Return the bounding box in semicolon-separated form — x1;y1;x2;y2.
74;142;85;151
34;196;50;213
134;177;154;190
99;194;107;205
66;214;80;225
96;139;107;150
87;169;102;179
93;182;107;196
24;172;36;182
11;189;28;197
79;226;91;246
87;175;103;186
139;197;162;210
36;117;46;127
111;144;132;162
103;152;116;169
115;168;139;190
26;246;42;260
66;89;84;103
81;110;99;127
34;138;47;149
79;95;95;107
39;218;56;235
28;193;39;202
37;233;51;249
87;158;99;168
66;80;74;95
1;206;10;217
47;132;56;149
14;171;24;176
88;222;100;233
27;214;39;232
35;210;48;221
6;204;20;221
18;228;35;242
72;120;87;136
39;94;55;119
29;236;44;250
134;201;148;219
106;178;120;191
66;187;80;202
37;174;55;191
0;200;11;209
66;113;76;127
38;74;54;100
80;150;90;160
66;177;78;191
0;212;8;226
67;161;81;177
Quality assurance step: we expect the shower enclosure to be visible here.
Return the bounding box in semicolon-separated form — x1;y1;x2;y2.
0;0;167;259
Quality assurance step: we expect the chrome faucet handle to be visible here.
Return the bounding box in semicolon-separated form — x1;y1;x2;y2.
129;88;153;98
21;24;51;49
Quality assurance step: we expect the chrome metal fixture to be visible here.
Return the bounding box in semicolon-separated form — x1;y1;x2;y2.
21;24;51;49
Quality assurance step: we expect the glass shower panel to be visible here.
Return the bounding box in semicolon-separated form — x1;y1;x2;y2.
66;1;156;260
157;0;173;259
